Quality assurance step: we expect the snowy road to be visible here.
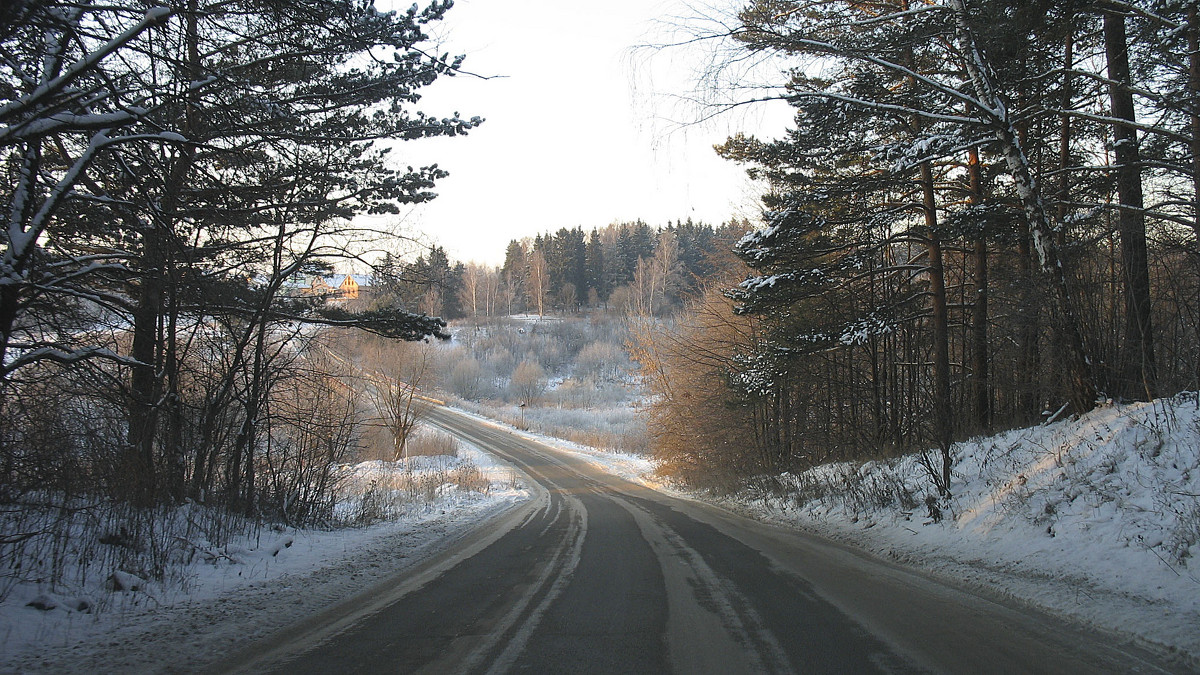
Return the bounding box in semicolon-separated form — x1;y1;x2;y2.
217;406;1182;674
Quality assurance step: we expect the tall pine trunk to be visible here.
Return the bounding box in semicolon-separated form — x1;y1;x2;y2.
125;0;200;506
968;148;991;433
1104;10;1157;401
900;10;953;491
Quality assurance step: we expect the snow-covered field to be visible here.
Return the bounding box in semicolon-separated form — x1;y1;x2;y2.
0;437;528;673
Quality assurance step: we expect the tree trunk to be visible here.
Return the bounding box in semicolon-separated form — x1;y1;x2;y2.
1192;5;1200;246
231;312;269;515
921;162;953;494
1188;5;1200;391
1058;29;1075;246
949;0;1097;415
125;0;199;506
163;260;184;503
1104;10;1156;401
125;217;163;508
968;148;991;433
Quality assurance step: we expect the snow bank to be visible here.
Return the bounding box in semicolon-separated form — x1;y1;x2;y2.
439;404;656;485
0;438;528;673
720;393;1200;663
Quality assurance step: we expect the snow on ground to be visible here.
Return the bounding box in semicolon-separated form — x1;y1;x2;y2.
0;435;528;674
710;393;1200;665
437;404;656;484
4;395;1197;670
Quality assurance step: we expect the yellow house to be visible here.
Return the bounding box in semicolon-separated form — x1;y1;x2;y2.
306;277;333;297
338;275;359;300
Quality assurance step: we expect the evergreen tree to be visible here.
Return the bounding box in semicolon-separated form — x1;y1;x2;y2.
717;0;1114;491
501;239;527;313
550;227;587;307
1;0;478;507
501;239;526;281
585;229;608;304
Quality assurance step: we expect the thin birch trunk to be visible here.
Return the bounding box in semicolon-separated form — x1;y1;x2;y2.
949;0;1098;415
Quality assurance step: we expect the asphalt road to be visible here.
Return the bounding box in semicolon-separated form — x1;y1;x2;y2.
220;406;1182;674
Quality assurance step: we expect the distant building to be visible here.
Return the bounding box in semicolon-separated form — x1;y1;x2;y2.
306;277;334;298
299;274;371;302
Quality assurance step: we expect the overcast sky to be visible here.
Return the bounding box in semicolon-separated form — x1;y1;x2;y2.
373;0;792;266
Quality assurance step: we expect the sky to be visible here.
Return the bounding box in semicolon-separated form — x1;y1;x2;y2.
374;0;793;266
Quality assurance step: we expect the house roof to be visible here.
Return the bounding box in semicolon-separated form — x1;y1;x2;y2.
306;274;373;288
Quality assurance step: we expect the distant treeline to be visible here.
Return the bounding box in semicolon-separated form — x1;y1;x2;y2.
373;219;752;319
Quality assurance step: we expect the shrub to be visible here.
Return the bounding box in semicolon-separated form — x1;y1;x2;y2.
576;341;629;382
405;430;459;457
449;358;486;400
508;360;546;404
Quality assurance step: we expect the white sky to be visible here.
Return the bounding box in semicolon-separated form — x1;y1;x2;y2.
376;0;793;266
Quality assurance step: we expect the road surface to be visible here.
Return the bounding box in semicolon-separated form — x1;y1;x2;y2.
218;406;1181;674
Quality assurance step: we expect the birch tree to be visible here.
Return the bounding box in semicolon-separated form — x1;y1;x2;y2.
526;247;548;318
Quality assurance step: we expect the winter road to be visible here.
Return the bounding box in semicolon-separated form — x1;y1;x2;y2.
220;406;1181;674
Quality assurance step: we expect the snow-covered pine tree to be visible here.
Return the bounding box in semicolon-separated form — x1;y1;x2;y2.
1;3;178;378
721;0;992;492
713;0;1144;490
2;0;479;508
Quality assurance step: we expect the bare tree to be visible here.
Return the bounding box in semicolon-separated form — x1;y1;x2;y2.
365;342;433;462
262;339;362;523
631;257;656;317
459;263;485;321
481;267;501;317
419;287;444;318
650;230;683;314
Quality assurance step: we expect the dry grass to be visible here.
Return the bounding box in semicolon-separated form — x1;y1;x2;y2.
405;429;459;457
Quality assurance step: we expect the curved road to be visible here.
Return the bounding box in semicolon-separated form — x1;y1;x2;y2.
220;406;1180;674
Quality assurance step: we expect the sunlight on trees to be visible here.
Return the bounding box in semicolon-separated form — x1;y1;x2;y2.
638;0;1200;494
0;0;477;527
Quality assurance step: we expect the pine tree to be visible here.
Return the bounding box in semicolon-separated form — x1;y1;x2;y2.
585;229;607;304
718;0;1114;491
2;0;479;507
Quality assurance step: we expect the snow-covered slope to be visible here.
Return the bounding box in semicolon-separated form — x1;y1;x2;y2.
0;439;528;673
718;393;1200;664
